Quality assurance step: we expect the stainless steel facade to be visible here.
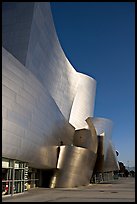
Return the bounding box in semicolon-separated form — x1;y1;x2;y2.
2;2;119;188
52;118;98;187
92;117;119;173
51;145;97;188
2;46;75;169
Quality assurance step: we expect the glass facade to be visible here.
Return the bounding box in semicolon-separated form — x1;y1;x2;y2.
2;158;39;196
27;167;39;189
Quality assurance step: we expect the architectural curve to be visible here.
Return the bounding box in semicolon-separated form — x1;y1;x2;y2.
69;74;96;129
2;47;75;169
92;117;119;173
2;2;119;192
51;145;96;188
2;2;96;169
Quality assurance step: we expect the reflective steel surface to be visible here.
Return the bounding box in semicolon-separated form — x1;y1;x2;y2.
2;2;96;169
73;129;93;149
73;118;98;153
85;117;98;154
69;73;96;129
51;145;96;188
2;2;96;122
2;47;76;169
2;2;119;187
92;117;119;172
51;118;98;187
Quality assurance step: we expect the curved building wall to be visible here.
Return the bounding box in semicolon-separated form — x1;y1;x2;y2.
69;73;96;129
2;2;96;122
92;117;119;172
73;129;93;149
2;2;35;65
2;2;120;188
2;2;96;170
92;117;113;159
104;140;119;172
25;2;79;120
52;146;96;188
51;118;98;187
2;47;74;169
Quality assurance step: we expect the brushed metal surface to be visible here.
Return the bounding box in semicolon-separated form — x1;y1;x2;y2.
2;2;96;122
2;2;119;182
73;120;98;154
73;129;93;149
103;140;120;172
51;119;98;188
92;117;119;172
85;117;98;154
2;48;75;169
69;73;96;129
2;2;96;170
2;2;35;65
51;145;96;188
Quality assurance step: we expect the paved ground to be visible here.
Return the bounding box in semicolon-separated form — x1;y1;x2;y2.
2;177;135;202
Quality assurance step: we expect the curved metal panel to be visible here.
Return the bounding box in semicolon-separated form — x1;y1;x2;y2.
2;2;96;122
73;126;98;155
85;117;98;154
92;117;119;172
51;146;96;188
73;129;93;149
2;2;35;65
2;2;119;188
92;117;113;138
25;2;79;120
69;73;96;129
2;48;75;169
103;141;119;172
2;1;96;171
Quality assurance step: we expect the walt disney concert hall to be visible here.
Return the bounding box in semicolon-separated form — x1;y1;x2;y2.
2;2;119;195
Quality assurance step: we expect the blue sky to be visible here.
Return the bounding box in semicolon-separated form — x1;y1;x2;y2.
50;2;135;167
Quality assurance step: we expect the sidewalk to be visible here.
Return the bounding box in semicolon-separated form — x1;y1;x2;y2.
2;177;135;202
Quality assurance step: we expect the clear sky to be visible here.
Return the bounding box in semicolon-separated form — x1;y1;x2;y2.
50;2;135;167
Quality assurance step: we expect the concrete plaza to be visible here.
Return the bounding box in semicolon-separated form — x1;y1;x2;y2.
2;177;135;202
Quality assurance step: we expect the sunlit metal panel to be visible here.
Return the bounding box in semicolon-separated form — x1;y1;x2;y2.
52;145;96;187
92;117;119;172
